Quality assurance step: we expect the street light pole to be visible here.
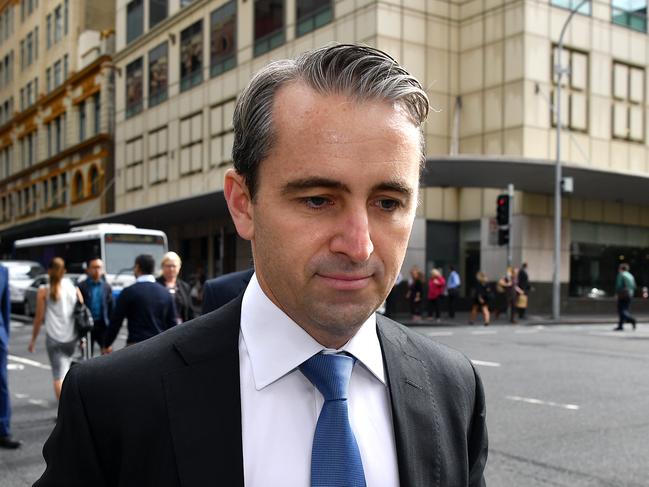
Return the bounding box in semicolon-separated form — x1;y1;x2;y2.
553;0;588;321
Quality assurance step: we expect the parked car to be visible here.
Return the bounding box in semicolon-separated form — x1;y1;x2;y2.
22;273;82;317
0;260;45;313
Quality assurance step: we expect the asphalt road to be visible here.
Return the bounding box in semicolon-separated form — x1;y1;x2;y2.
2;318;648;486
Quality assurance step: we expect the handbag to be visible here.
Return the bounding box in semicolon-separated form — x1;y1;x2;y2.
74;300;94;336
516;294;528;309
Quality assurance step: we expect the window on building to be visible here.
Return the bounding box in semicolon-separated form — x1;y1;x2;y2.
22;132;35;167
612;0;647;31
126;57;143;118
64;0;68;35
149;42;168;107
42;179;48;208
127;0;144;44
61;172;67;205
551;0;592;14
210;1;236;77
73;171;83;201
612;62;644;142
254;0;284;56
296;0;332;36
54;5;62;43
89;165;100;196
148;126;168;184
93;92;101;134
63;54;68;80
53;59;62;87
46;67;51;92
125;137;144;191
46;14;51;48
49;114;64;155
551;46;588;133
34;26;38;60
79;101;86;142
150;0;167;28
180;20;203;91
209;98;235;167
31;184;36;214
51;176;58;206
180;112;203;175
26;31;33;65
19;39;24;70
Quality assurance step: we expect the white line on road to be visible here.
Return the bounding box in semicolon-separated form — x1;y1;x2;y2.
506;395;580;411
471;330;497;335
471;359;501;367
14;393;28;399
27;398;50;408
427;331;454;337
8;354;52;370
514;329;539;334
7;363;25;371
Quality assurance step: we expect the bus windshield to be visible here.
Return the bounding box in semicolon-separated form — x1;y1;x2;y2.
104;234;166;276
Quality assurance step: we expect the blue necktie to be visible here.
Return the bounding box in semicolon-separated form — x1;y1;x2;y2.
300;353;366;487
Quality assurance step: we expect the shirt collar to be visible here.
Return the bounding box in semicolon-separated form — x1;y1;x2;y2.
240;273;386;391
136;274;156;283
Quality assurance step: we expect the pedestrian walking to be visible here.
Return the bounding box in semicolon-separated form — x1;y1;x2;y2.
445;265;460;318
509;267;524;324
493;271;512;320
516;262;530;319
426;268;445;321
28;258;84;401
406;266;424;321
0;263;21;449
77;258;113;356
469;271;491;326
34;44;487;487
156;251;195;324
103;254;177;352
201;268;254;314
614;263;637;331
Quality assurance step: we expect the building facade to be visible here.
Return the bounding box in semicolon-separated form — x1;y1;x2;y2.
105;0;649;312
0;0;116;255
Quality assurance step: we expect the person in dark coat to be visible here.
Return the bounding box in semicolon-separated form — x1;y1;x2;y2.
77;258;114;356
156;252;194;324
0;264;21;449
102;254;177;352
470;271;492;326
516;263;530;319
201;268;254;314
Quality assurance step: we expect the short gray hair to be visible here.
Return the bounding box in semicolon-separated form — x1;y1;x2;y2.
232;43;430;199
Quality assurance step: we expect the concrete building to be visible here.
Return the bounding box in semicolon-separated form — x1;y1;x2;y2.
101;0;649;313
0;0;116;255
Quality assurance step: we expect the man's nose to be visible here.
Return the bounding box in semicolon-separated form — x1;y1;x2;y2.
329;206;374;263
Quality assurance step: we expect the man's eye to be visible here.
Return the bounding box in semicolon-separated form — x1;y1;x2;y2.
377;199;401;211
305;196;330;209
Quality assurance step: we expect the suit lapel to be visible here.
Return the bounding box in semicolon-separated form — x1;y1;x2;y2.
163;298;244;487
378;317;440;487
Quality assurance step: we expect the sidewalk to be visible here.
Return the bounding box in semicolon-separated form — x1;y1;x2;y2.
394;311;649;327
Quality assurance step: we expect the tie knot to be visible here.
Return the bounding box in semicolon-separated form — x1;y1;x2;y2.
300;353;355;401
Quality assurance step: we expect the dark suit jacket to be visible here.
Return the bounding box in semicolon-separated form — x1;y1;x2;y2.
78;277;114;325
201;268;254;314
104;281;177;347
34;297;487;487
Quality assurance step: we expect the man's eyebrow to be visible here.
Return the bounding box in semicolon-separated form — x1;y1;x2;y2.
372;181;414;197
281;178;350;195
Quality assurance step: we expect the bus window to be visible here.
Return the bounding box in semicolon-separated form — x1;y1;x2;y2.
104;234;166;276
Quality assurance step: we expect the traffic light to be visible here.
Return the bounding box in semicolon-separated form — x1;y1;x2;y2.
496;194;509;226
498;228;509;246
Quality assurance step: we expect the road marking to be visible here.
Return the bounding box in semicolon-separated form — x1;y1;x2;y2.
7;363;25;371
14;393;28;399
427;331;454;337
506;395;580;411
514;329;539;334
472;359;501;367
8;354;52;370
471;330;497;335
28;398;49;408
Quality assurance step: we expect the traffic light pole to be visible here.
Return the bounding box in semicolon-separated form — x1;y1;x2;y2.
507;183;513;269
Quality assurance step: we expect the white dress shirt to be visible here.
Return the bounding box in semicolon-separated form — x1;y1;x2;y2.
239;274;400;487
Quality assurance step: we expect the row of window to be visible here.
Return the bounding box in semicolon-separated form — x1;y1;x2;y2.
127;0;170;43
19;78;38;111
19;27;38;71
20;0;38;23
46;1;69;49
551;47;645;142
0;52;13;90
0;97;13;126
553;0;648;32
123;100;234;191
45;55;69;94
0;7;15;47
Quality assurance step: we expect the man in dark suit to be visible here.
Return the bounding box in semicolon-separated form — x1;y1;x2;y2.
77;257;114;356
101;254;176;353
35;45;487;486
201;268;254;314
0;264;20;449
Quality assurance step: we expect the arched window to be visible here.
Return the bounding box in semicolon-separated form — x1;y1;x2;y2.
89;165;100;196
73;171;84;201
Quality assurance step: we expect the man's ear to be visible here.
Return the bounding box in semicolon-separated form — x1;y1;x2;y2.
224;169;254;240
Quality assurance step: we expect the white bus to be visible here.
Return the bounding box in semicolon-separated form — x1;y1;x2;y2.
13;224;168;296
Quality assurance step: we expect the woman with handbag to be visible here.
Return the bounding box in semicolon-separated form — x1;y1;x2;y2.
28;257;84;401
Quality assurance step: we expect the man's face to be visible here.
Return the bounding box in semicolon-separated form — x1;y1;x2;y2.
226;82;421;346
87;259;103;281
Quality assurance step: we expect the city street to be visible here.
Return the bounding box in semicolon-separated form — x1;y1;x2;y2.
2;318;649;486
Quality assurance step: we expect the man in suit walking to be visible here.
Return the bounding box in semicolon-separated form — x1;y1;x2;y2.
0;263;20;449
101;254;177;353
78;257;114;356
201;268;254;314
35;44;487;486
